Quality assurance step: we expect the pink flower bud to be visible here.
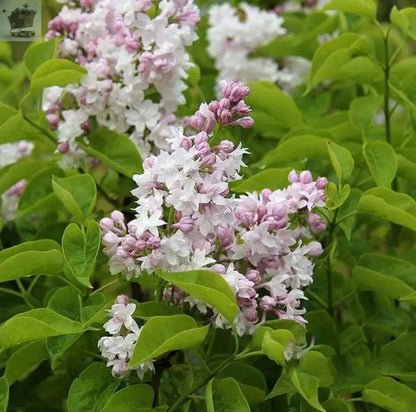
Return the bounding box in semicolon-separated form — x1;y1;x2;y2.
261;188;272;203
316;177;328;190
58;142;69;153
211;264;226;274
246;269;261;284
215;140;234;153
299;170;313;184
217;225;234;248
307;241;324;257
288;169;299;183
201;153;216;167
148;235;161;249
100;218;115;232
195;131;208;145
208;101;220;116
172;217;194;233
307;213;327;233
245;309;258;323
260;296;276;312
111;210;125;225
229;116;254;128
115;294;129;305
180;138;192;151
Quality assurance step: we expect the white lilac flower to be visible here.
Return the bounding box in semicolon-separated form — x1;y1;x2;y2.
99;295;154;378
100;82;327;336
207;3;286;86
44;0;200;158
0;141;33;222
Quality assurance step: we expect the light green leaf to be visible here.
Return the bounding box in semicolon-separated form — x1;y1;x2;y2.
349;95;382;131
0;308;84;350
322;0;377;19
326;184;351;210
377;333;416;379
323;399;350;412
247;81;303;136
30;59;87;93
24;40;57;74
363;377;416;411
290;370;325;412
327;141;354;182
62;221;100;288
77;127;143;177
4;341;49;385
230;168;292;193
298;351;335;388
156;270;237;325
0;240;63;283
67;363;119;412
100;384;154;412
391;6;409;30
0;158;51;194
261;331;286;366
263;135;328;167
397;154;416;183
359;187;416;230
47;286;81;320
337;188;362;239
129;315;209;367
390;7;416;39
0;378;8;412
363;141;397;187
352;266;413;299
52;174;96;224
134;301;179;319
219;363;266;405
206;378;250;412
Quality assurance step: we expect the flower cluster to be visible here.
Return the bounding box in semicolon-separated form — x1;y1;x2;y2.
100;81;327;337
44;0;200;155
0;141;33;221
98;294;154;377
207;3;286;85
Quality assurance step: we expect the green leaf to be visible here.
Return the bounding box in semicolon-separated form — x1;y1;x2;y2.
326;184;351;210
359;187;416;231
30;59;87;93
298;351;335;387
390;7;416;39
363;377;416;411
100;384;154;412
62;221;100;288
359;254;416;289
377;333;416;379
307;34;373;91
0;240;63;283
349;95;382;131
52;174;96;224
327;141;354;182
261;331;286;365
263;135;328;166
77;127;143;177
397;154;416;183
219;363;266;405
67;363;119;412
129;315;209;367
0;378;8;412
353;266;413;299
363;141;397;187
230;168;292;193
0;308;84;350
134;301;179;319
322;0;377;19
156;270;237;325
304;310;338;347
4;341;49;385
206;378;250;412
47;286;81;320
0;158;51;194
323;399;350;412
247;81;303;136
24;40;57;74
337;188;362;239
290;370;325;412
